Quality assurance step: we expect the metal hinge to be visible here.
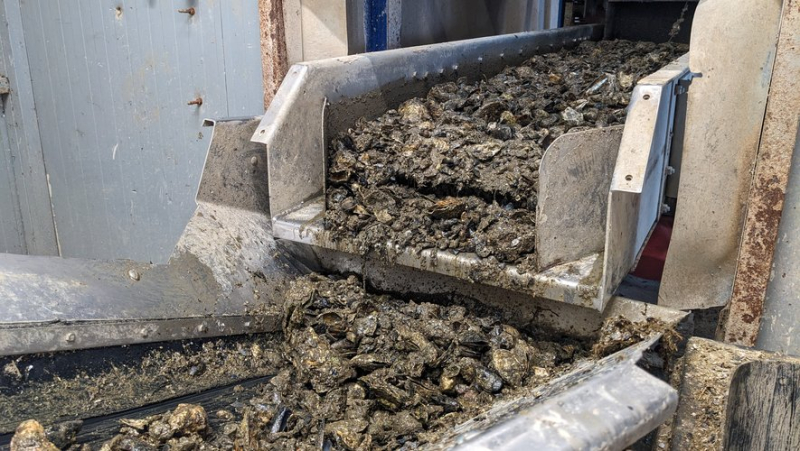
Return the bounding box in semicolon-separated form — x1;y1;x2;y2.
674;71;702;95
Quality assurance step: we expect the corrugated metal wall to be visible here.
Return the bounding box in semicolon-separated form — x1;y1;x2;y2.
0;0;264;262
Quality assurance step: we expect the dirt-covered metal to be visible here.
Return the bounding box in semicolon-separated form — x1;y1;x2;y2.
0;118;295;356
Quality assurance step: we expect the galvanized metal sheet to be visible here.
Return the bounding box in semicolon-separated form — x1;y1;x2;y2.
0;11;26;255
659;0;783;310
16;0;263;263
537;126;623;270
0;104;25;254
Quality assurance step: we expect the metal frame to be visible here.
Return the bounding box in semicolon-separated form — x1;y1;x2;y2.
256;25;688;311
602;56;691;303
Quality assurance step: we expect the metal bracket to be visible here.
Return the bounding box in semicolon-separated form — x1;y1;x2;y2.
674;72;700;95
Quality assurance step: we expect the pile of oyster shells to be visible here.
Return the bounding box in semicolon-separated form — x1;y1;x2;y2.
325;40;687;268
64;275;586;451
11;275;672;450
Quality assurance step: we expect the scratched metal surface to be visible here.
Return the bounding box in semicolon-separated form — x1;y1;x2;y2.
0;95;25;254
12;0;263;262
0;1;59;256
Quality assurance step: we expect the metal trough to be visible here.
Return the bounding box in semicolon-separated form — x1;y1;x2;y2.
255;25;690;311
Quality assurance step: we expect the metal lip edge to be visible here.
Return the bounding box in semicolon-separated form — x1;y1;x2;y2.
273;209;602;309
0;315;282;357
0;314;277;329
202;115;262;127
288;24;601;68
636;54;690;86
253;25;603;142
252;64;311;144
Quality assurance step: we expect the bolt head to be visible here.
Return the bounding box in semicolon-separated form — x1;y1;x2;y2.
65;333;76;343
250;156;258;166
197;324;208;333
128;269;140;281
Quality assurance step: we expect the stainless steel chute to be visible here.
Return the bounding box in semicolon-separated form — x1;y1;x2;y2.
254;25;689;311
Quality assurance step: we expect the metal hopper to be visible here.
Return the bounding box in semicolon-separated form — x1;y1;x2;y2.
255;24;690;311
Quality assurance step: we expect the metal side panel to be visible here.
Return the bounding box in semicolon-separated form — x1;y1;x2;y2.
659;0;783;310
725;0;800;347
14;0;265;263
600;56;688;310
257;64;317;218
536;126;623;270
0;0;58;255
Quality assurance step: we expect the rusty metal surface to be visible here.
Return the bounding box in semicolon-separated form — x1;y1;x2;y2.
722;0;800;346
259;0;288;109
659;0;783;311
757;136;800;355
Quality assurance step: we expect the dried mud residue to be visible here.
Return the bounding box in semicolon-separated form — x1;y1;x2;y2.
325;40;688;271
